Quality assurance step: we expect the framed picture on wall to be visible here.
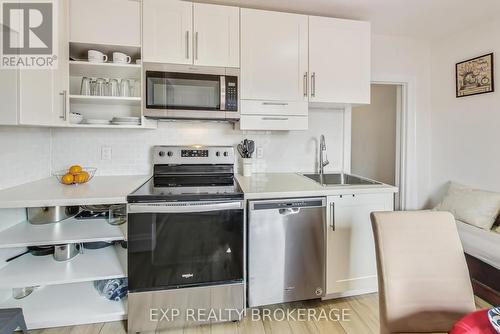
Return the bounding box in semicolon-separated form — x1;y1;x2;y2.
456;53;494;97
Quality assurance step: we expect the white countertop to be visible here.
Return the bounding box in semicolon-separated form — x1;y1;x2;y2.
235;173;398;199
0;175;149;208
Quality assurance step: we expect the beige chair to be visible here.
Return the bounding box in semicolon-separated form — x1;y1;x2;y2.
370;211;476;334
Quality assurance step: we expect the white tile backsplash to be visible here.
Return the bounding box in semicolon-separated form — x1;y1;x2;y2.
0;126;51;190
51;109;346;176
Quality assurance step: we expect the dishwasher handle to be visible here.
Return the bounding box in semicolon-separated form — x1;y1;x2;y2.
250;197;326;211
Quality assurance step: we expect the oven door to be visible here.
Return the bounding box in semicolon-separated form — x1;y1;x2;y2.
127;201;244;293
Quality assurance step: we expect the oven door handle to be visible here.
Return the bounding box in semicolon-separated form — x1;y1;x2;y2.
128;201;243;214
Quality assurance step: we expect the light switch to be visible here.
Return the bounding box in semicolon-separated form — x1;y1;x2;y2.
256;147;264;159
101;146;112;161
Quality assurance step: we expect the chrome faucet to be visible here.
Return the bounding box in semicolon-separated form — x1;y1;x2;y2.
319;134;329;176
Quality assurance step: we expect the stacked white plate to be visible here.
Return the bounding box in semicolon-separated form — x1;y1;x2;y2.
111;116;141;126
84;119;111;125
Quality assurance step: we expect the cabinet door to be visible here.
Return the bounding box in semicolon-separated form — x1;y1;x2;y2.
70;0;140;46
143;0;192;64
241;9;308;102
0;69;19;125
325;193;393;296
309;17;370;104
193;3;239;68
19;0;69;126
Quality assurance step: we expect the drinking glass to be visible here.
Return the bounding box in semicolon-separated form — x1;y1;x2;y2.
109;79;120;97
120;79;130;97
80;77;91;95
90;78;97;96
95;78;106;96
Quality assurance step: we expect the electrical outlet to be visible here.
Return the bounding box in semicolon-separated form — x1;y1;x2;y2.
256;147;264;159
101;146;112;161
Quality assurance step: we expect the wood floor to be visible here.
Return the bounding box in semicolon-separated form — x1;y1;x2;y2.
31;294;492;334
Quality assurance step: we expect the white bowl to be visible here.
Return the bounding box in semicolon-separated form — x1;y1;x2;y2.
69;112;83;124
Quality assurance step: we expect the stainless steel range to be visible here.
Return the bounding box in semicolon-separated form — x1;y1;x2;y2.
127;146;245;332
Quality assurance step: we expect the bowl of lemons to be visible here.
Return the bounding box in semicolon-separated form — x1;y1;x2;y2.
54;165;97;185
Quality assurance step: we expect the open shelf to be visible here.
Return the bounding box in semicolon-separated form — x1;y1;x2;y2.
0;244;126;288
69;61;141;79
69;41;141;61
1;281;127;329
68;122;156;129
69;95;141;105
0;218;126;249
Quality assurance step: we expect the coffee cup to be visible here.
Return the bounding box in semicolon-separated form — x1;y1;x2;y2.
113;52;132;64
88;50;108;63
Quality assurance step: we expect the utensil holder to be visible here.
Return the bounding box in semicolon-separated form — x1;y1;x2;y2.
242;158;253;177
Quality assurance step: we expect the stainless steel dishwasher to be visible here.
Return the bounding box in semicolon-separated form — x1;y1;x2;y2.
248;197;326;307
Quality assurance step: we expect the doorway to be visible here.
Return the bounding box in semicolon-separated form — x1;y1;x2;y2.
351;83;404;209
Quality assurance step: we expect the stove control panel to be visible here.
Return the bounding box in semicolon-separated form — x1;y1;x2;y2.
181;149;209;158
154;146;235;165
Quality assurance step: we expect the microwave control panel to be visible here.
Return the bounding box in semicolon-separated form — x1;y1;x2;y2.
225;76;238;111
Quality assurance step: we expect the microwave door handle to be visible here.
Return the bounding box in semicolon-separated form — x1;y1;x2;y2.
128;201;242;214
220;76;226;111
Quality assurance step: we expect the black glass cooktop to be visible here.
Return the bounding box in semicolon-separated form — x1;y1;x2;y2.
127;175;243;203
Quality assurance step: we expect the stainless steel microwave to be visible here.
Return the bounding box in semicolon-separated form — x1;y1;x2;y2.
144;63;239;121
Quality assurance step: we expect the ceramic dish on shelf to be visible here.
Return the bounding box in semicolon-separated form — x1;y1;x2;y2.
112;121;141;126
69;112;83;124
112;116;140;122
53;167;97;185
84;119;111;125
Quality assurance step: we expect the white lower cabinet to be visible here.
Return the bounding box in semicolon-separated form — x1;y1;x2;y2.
325;193;394;297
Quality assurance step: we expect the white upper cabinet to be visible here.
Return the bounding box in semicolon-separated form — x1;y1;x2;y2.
193;3;239;67
3;0;69;127
309;17;371;104
143;0;193;64
143;1;239;67
70;0;141;47
241;9;308;102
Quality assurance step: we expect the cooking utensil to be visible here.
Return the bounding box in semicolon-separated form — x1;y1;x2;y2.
53;243;83;261
27;206;80;225
6;245;54;262
237;143;246;158
238;139;255;158
246;140;255;157
82;241;113;249
12;286;37;300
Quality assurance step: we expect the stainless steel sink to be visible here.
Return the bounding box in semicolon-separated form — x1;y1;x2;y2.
302;173;380;186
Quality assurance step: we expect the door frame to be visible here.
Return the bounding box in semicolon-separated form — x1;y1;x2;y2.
370;78;413;210
347;78;413;210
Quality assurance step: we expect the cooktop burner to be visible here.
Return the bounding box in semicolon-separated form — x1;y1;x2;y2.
127;145;244;203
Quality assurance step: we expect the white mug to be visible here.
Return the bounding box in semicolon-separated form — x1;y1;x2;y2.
88;50;108;63
113;52;131;64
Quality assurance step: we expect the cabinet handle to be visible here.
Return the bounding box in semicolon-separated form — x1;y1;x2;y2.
262;102;288;106
330;202;335;231
303;72;308;97
59;90;67;120
262;117;288;121
311;72;316;97
185;31;190;59
195;32;199;60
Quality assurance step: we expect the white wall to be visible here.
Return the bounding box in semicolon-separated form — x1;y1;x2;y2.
371;34;432;209
352;84;397;185
428;18;500;206
51;109;346;176
0;126;51;190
